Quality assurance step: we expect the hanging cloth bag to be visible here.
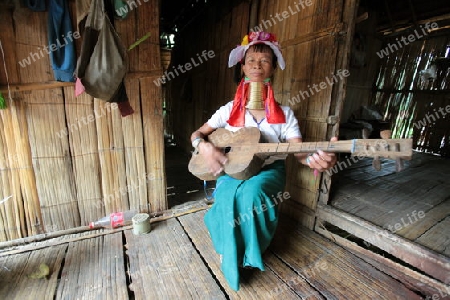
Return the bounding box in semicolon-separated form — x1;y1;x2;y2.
75;0;128;102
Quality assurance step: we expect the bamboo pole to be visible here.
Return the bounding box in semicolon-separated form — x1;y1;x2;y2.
0;200;212;253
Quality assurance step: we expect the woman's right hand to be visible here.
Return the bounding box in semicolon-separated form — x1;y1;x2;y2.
198;141;228;176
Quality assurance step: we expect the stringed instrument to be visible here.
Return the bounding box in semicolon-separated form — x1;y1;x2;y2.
188;127;413;180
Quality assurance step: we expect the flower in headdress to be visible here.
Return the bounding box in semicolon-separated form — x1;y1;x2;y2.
248;31;277;43
228;31;285;70
248;31;260;41
241;35;249;46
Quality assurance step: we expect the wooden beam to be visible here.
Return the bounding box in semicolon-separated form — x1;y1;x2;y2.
378;13;450;36
0;71;163;94
375;88;450;94
0;81;73;93
316;203;450;283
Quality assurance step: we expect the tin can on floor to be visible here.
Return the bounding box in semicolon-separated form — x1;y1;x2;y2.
132;213;151;235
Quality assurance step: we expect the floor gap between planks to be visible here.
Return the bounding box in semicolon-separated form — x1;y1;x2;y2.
174;217;231;298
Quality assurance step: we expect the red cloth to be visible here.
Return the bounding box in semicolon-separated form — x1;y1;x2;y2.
227;78;286;127
75;77;85;96
118;100;134;117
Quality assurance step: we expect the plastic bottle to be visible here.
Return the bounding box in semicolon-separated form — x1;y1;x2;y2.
89;209;138;229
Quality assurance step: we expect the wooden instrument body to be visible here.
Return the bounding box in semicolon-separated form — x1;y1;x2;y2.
188;127;413;181
188;128;264;181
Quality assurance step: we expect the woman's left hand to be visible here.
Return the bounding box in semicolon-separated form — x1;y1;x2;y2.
305;137;338;172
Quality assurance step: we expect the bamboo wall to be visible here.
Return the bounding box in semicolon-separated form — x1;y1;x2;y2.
168;1;250;148
341;8;382;124
340;4;450;157
0;1;165;241
373;32;450;157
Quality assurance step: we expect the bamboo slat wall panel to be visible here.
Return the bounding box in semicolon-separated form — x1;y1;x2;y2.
13;7;53;84
115;7;139;72
413;93;449;156
141;77;166;212
0;2;164;241
61;87;105;225
25;89;80;231
373;34;450;156
63;86;103;226
122;79;148;212
0;9;19;84
135;0;161;72
0;100;42;240
95;98;129;214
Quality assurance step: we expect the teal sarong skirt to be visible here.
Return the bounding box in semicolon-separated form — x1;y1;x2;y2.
204;160;286;291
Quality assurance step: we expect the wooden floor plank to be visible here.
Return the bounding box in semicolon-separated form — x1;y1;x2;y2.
263;253;325;299
0;244;66;299
125;218;226;299
178;210;306;299
396;199;450;240
270;215;422;300
416;216;450;256
55;232;128;299
0;252;28;296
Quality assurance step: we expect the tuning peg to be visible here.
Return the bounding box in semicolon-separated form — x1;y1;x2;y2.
380;130;392;139
395;157;404;172
372;156;381;171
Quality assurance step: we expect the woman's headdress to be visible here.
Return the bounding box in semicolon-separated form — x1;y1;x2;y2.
228;31;285;70
226;31;286;127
